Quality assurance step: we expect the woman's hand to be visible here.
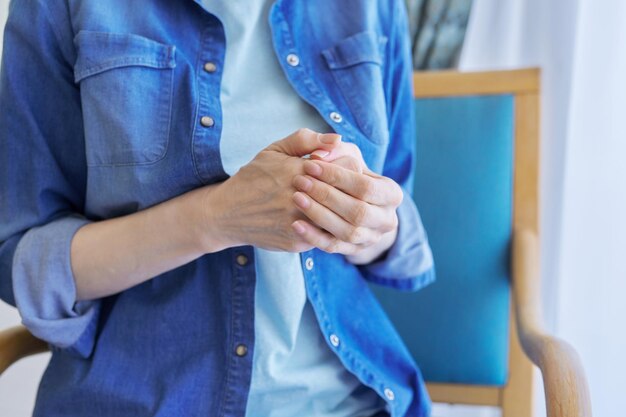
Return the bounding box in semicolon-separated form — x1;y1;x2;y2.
290;144;404;264
71;129;347;300
200;128;342;253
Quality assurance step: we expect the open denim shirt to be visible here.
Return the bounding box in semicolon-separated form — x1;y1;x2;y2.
0;0;435;416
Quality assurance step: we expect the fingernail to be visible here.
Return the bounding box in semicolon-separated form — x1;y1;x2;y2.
303;161;323;177
291;221;306;235
293;192;310;208
293;175;313;192
310;149;330;159
319;133;342;144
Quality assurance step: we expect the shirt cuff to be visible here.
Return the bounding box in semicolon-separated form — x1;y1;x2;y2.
359;193;435;292
12;215;100;357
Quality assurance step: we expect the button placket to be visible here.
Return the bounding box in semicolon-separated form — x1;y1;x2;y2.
235;344;248;357
203;61;217;73
305;257;314;270
270;2;367;179
384;388;395;401
200;116;215;127
236;254;249;266
286;53;300;66
329;111;343;123
267;10;407;410
192;22;229;184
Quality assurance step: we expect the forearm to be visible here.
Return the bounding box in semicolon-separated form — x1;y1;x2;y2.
71;131;342;301
71;186;218;301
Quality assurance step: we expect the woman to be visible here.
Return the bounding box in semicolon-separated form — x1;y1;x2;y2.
0;0;435;416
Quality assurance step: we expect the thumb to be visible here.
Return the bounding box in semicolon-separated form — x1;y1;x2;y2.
268;128;341;157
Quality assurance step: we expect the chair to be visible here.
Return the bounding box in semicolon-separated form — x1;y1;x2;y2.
372;69;591;416
0;69;591;417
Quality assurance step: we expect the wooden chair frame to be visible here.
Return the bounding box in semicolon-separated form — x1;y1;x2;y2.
0;69;591;417
414;69;592;417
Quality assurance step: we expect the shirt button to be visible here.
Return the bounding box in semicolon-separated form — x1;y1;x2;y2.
236;254;249;266
305;257;314;270
200;116;215;127
330;112;343;123
329;334;340;347
235;344;248;357
384;388;395;401
203;62;218;73
286;53;300;66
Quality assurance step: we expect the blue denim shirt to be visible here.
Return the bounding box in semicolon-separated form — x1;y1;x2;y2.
0;1;435;416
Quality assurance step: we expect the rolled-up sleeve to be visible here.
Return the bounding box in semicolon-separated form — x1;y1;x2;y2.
358;0;435;291
0;0;99;356
12;216;100;355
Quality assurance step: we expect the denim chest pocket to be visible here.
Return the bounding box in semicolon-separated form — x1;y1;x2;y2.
74;31;176;167
322;31;389;145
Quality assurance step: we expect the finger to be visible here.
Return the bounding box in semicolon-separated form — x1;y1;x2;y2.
310;141;364;165
291;220;362;256
293;175;396;232
292;192;381;245
323;156;363;174
303;160;403;207
269;128;342;157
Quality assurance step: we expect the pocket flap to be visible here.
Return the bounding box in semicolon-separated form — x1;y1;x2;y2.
322;31;386;69
74;31;176;83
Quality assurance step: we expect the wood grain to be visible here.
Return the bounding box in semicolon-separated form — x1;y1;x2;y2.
427;383;500;406
413;69;540;98
0;326;48;375
513;229;593;417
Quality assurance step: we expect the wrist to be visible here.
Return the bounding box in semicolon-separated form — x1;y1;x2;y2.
182;184;232;254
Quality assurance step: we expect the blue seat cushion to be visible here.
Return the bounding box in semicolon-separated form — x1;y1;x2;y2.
373;95;515;385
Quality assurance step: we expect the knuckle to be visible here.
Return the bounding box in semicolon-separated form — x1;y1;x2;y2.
381;178;403;205
387;213;399;231
295;127;312;137
346;226;365;244
324;239;340;254
345;142;361;156
391;183;404;206
306;230;326;249
313;235;327;249
349;245;364;256
378;211;398;233
351;202;369;225
332;238;345;253
327;165;341;184
370;230;383;244
316;182;331;203
345;156;362;173
358;180;376;200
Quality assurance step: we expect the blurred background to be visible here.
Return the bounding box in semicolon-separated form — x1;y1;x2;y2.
1;0;624;416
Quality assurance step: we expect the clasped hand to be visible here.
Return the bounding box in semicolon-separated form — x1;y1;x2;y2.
205;129;403;263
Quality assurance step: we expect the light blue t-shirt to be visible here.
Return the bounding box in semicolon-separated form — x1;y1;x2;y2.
200;1;386;416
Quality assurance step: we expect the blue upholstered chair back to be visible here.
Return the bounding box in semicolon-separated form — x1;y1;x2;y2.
373;94;515;385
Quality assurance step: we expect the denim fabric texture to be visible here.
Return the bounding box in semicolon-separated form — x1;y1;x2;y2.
0;0;435;416
202;1;387;416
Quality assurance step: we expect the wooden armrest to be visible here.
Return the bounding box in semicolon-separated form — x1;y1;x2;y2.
0;325;49;375
512;229;593;417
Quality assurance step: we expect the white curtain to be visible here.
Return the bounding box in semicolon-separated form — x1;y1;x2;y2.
462;1;626;416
